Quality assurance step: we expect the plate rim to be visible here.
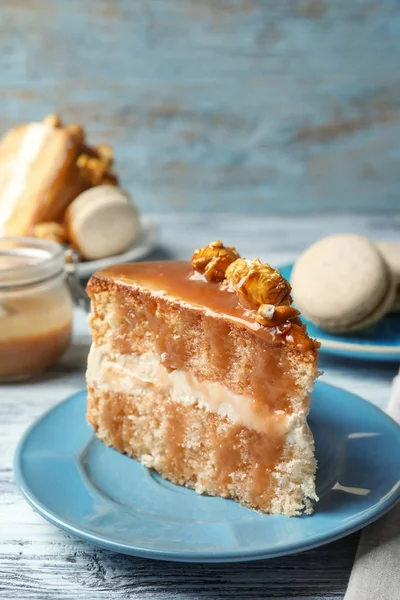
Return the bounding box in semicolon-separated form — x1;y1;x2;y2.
13;383;400;562
279;263;400;360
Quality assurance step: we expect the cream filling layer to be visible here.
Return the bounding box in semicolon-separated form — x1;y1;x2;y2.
87;344;290;436
0;123;51;232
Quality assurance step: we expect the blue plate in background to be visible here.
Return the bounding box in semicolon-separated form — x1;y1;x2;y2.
14;385;400;562
280;264;400;362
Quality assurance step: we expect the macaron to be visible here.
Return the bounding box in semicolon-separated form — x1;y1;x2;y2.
65;186;141;260
291;234;396;333
376;242;400;313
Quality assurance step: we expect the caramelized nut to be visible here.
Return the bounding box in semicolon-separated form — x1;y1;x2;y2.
76;153;88;169
99;172;118;186
32;222;67;245
257;304;275;320
43;114;62;128
191;240;240;282
256;304;300;327
96;143;114;166
226;258;292;309
77;139;117;187
66;124;85;144
77;153;112;186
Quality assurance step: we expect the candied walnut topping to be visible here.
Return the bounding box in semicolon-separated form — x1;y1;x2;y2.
190;242;302;332
77;144;117;187
256;304;299;327
96;143;114;165
225;258;292;309
191;240;240;282
43;114;62;128
32;222;67;245
65;124;85;144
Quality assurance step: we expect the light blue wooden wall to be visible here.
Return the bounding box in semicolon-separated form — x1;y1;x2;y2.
0;0;399;213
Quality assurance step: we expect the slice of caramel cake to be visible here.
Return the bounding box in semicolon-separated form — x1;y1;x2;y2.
86;242;319;516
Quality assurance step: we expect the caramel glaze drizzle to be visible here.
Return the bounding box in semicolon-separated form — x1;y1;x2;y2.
97;261;316;352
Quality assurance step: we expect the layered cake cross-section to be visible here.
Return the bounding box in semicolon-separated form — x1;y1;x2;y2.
86;242;319;516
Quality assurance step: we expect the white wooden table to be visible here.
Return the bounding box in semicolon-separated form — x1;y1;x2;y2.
1;214;399;600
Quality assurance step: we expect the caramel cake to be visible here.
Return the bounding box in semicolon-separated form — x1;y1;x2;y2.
86;242;319;516
0;114;117;237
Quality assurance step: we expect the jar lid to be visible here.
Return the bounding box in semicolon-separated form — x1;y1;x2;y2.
0;237;64;289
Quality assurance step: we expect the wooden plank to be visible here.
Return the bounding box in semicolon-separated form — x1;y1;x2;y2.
1;214;399;600
0;0;399;212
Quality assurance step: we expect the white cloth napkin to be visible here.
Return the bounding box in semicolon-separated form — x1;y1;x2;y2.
344;369;400;600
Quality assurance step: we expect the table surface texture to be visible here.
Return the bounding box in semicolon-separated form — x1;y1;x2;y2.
1;213;399;599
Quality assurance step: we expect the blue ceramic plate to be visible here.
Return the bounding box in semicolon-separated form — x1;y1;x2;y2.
14;384;400;562
280;264;400;361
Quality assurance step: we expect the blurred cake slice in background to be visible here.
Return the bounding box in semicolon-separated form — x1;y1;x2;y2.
0;114;117;236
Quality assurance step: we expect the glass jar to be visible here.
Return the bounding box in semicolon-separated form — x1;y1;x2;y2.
0;237;73;382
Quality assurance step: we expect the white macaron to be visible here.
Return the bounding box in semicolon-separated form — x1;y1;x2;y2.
65;186;141;261
291;234;396;333
376;241;400;313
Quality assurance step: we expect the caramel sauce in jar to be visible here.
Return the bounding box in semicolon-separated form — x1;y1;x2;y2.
0;238;73;381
